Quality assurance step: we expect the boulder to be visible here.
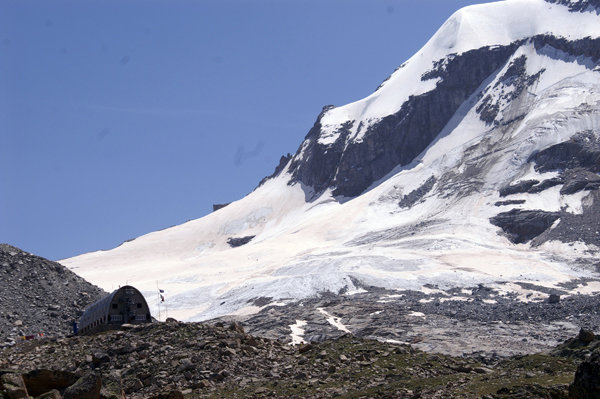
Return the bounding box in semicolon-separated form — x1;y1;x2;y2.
122;378;143;394
92;350;110;365
99;370;125;399
22;369;79;397
36;389;62;399
549;294;561;304
149;391;185;399
298;343;313;353
63;373;102;399
175;359;194;373
229;321;245;334
569;352;600;399
578;328;595;344
0;373;29;399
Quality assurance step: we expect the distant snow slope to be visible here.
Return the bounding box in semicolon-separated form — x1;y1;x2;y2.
62;0;600;322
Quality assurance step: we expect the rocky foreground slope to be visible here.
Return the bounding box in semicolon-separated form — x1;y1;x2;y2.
0;244;106;345
1;320;600;399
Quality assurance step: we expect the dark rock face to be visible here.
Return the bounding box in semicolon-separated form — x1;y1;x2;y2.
560;169;600;195
544;0;600;12
258;153;292;187
528;177;564;193
0;244;106;344
499;180;540;197
281;35;600;200
493;131;600;247
398;176;437;209
569;352;600;399
476;55;545;124
530;131;600;174
212;203;231;212
532;35;600;63
522;131;600;247
499;177;566;197
490;209;560;244
495;199;527;207
287;44;521;198
532;190;600;247
227;236;256;248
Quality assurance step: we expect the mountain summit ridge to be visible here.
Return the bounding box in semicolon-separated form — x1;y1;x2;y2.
62;0;600;325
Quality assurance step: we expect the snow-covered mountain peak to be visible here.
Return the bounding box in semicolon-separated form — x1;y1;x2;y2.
63;0;600;324
315;0;599;151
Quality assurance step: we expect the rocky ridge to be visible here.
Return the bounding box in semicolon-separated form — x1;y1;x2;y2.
0;244;106;346
2;319;600;399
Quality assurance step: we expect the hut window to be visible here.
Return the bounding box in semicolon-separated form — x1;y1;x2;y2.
110;315;123;322
137;303;142;308
135;315;146;320
112;304;118;309
125;289;135;295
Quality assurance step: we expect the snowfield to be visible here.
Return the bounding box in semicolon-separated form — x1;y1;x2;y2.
61;0;600;322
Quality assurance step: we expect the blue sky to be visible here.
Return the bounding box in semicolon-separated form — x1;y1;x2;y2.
1;0;496;261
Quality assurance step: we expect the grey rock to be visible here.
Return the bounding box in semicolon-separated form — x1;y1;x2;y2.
490;209;560;244
549;294;561;304
579;328;595;344
0;373;29;399
37;389;62;399
92;350;110;365
570;352;600;399
63;373;102;399
22;369;79;397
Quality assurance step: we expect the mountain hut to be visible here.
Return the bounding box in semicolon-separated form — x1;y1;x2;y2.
78;285;151;335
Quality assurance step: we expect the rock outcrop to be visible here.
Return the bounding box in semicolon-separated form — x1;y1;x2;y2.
490;209;561;244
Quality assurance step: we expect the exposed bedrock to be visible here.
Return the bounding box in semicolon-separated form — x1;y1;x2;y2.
499;180;540;197
490;209;561;244
226;236;256;248
285;35;600;199
288;44;521;198
530;130;600;174
544;0;600;13
398;176;437;209
533;190;600;247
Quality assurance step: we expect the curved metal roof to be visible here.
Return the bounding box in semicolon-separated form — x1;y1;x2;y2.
78;285;147;331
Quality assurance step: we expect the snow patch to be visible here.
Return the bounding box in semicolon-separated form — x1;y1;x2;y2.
317;307;351;334
289;320;307;345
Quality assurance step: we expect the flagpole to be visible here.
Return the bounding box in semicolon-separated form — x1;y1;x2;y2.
157;281;161;322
